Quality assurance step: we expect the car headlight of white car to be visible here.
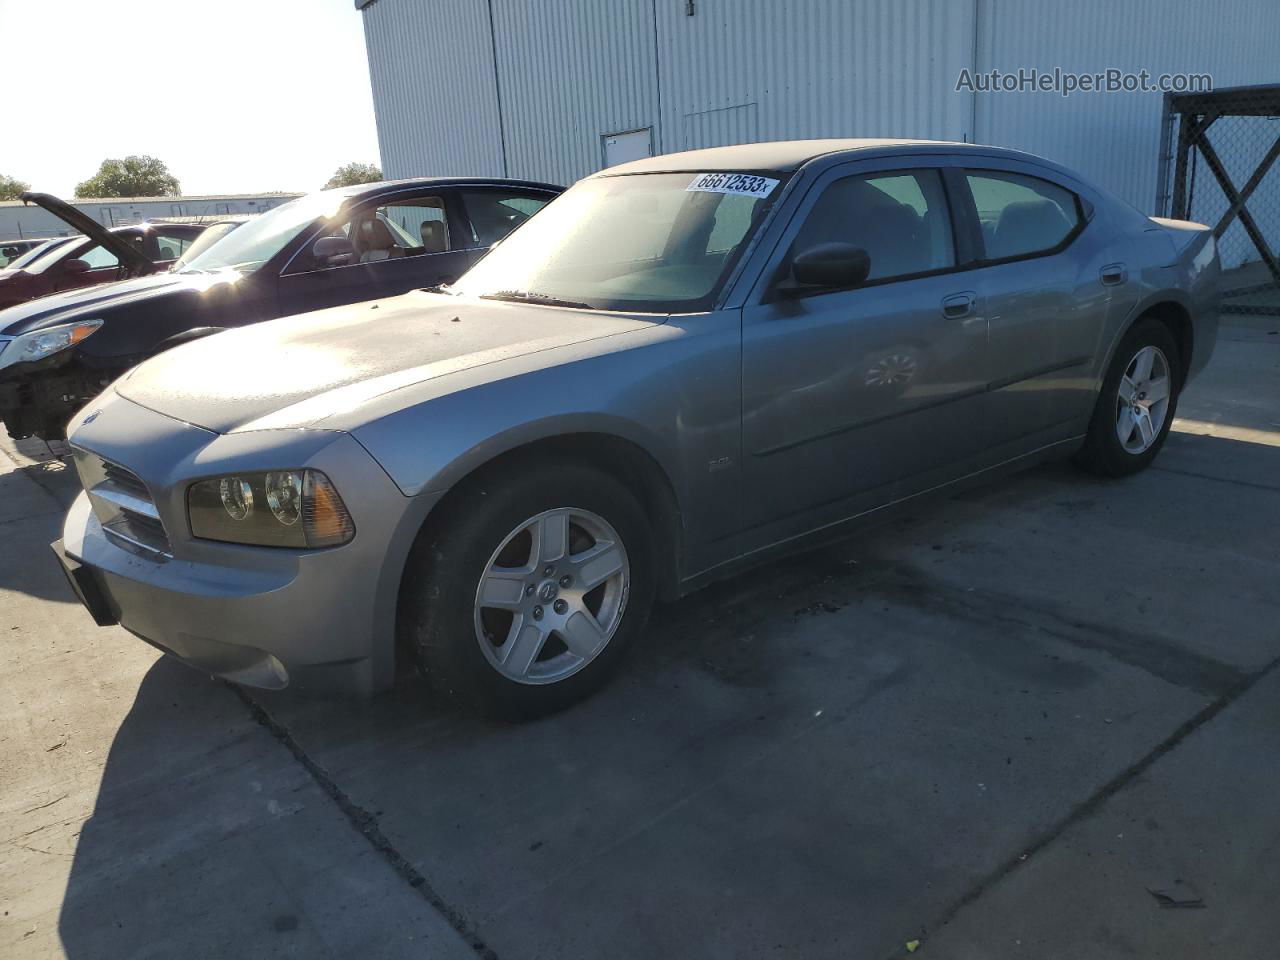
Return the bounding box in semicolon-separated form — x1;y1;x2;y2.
0;319;103;372
187;469;355;548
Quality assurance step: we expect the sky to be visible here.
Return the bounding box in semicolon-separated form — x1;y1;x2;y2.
1;0;381;198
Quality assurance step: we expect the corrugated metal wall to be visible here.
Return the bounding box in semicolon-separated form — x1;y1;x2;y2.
489;0;661;184
973;0;1279;213
361;0;505;178
652;1;974;152
363;0;1278;218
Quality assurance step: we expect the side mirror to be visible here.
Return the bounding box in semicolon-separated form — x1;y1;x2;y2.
791;243;871;290
63;259;91;275
311;236;354;267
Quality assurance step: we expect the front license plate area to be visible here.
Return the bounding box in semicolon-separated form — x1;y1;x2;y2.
50;539;119;627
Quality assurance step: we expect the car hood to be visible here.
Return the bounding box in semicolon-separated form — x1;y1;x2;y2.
0;271;213;336
19;192;152;274
114;292;661;434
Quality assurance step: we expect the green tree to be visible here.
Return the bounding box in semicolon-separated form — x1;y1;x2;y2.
75;156;181;198
0;174;31;200
324;162;383;189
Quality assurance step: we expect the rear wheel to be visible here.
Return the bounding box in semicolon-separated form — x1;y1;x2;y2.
1076;318;1180;477
401;460;655;719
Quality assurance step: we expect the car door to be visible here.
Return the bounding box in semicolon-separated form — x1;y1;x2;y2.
54;239;125;292
739;159;989;534
274;189;479;316
955;165;1115;449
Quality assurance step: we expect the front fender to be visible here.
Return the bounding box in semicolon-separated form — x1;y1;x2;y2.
362;406;680;499
349;311;744;572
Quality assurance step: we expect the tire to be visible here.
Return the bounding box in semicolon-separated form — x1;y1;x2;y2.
401;459;656;720
1076;318;1181;477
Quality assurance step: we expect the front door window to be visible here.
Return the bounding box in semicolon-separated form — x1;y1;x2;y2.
285;196;450;274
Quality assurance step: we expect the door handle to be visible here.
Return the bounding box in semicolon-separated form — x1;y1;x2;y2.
1100;262;1128;286
941;292;977;319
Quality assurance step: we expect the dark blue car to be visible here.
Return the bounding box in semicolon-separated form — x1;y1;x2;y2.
0;177;561;440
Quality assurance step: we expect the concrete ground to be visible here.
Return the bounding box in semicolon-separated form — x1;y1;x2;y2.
2;318;1278;959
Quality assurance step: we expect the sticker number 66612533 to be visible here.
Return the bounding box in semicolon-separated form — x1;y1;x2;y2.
686;172;779;198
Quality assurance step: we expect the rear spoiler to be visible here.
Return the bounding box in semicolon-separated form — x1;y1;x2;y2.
19;192;153;275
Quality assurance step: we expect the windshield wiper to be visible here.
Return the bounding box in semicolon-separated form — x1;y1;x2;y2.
480;290;591;309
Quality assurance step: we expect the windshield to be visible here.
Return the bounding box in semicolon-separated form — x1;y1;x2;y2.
171;221;242;271
451;171;783;312
179;192;346;273
4;237;77;271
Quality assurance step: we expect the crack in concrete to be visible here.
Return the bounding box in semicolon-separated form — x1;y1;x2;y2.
878;564;1251;698
230;685;501;960
213;489;1264;960
1151;464;1280;492
885;651;1280;958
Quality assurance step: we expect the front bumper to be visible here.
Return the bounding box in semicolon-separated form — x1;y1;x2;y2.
0;360;113;440
56;490;363;691
55;390;433;696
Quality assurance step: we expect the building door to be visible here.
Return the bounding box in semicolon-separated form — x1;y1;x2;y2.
602;129;652;168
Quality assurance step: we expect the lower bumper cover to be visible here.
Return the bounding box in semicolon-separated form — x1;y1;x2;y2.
55;491;378;694
51;537;118;627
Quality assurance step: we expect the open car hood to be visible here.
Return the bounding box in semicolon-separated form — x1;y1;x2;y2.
19;192;152;275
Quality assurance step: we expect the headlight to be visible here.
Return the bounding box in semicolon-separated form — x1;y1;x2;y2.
0;319;103;372
188;469;355;548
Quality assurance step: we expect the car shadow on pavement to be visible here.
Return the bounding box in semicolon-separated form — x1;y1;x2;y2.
53;655;460;960
49;429;1280;958
0;455;81;606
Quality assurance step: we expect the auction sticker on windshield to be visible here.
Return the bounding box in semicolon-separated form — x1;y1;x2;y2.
686;173;779;198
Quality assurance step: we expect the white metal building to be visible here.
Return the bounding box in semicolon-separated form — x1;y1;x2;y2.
0;193;302;242
358;0;1277;264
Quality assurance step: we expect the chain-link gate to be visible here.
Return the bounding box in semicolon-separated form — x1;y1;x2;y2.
1156;83;1280;317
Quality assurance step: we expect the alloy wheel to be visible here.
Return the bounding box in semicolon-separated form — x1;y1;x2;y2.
473;507;630;684
1115;344;1172;454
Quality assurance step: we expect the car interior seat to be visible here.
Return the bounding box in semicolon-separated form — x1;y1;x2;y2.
420;220;447;253
357;219;404;263
990;199;1072;260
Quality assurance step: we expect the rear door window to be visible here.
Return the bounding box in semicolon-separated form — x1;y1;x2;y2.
964;171;1081;261
460;190;553;247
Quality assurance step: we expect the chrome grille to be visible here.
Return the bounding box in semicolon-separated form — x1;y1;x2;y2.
100;461;151;500
72;449;173;560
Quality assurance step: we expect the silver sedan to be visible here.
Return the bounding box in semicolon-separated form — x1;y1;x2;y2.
53;139;1219;718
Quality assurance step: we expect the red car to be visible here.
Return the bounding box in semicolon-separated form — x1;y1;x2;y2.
0;193;208;310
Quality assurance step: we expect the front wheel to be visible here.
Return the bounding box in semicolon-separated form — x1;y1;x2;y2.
401;460;655;719
1076;318;1181;477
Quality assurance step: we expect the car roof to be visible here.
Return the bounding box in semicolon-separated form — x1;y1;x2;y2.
334;176;564;199
594;138;1050;176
